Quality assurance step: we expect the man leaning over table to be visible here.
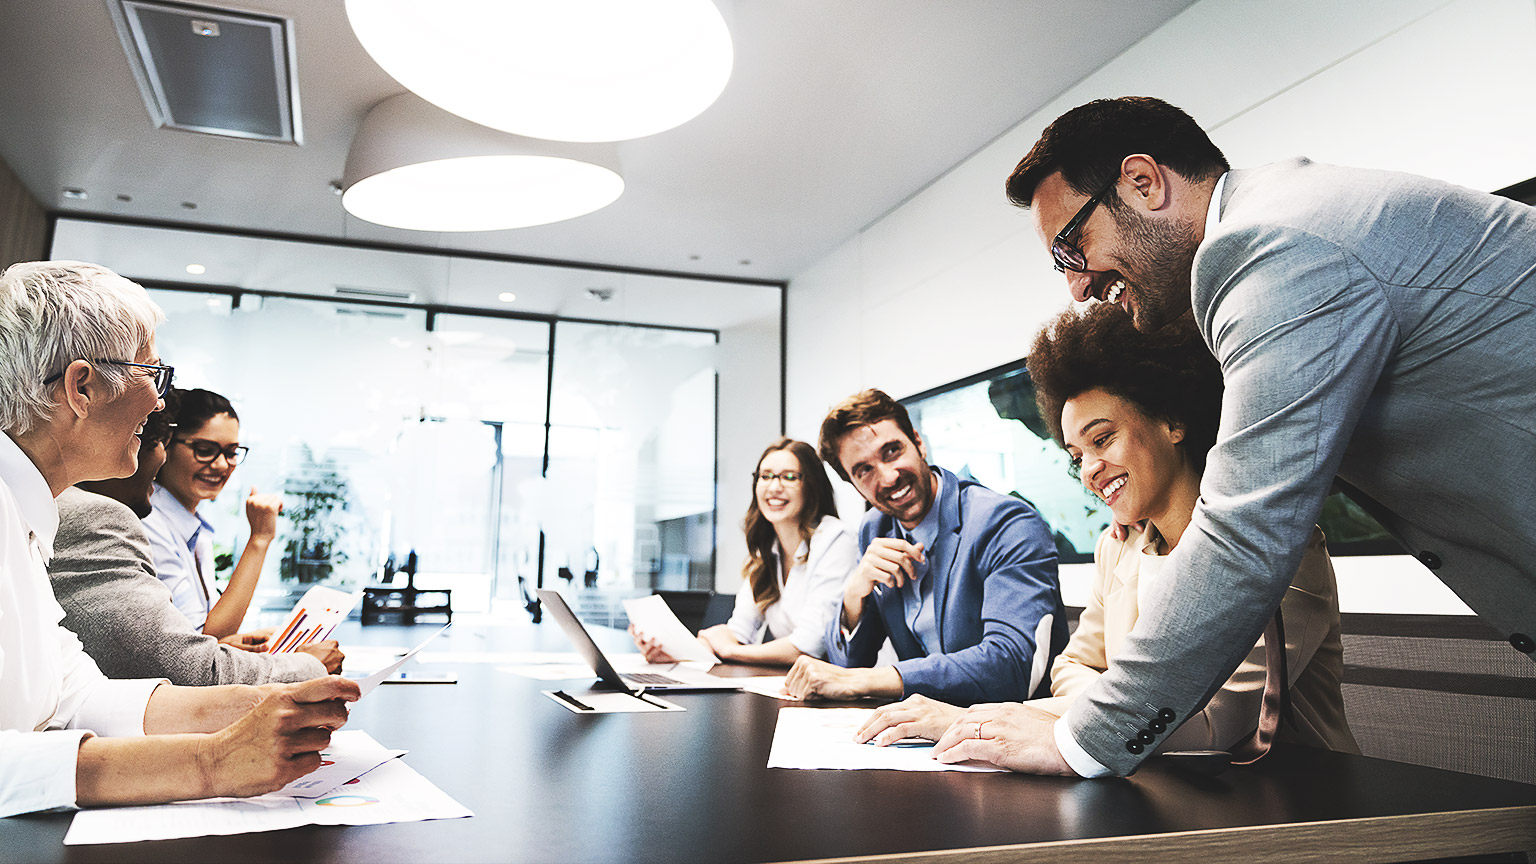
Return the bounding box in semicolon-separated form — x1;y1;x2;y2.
0;260;357;819
927;96;1536;777
784;389;1067;705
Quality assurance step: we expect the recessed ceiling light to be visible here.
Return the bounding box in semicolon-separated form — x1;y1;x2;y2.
62;188;88;200
185;264;206;275
345;0;733;143
497;292;517;303
180;201;197;210
116;194;132;203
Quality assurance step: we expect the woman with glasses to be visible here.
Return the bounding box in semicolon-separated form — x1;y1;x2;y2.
631;437;858;666
141;387;285;642
856;305;1356;763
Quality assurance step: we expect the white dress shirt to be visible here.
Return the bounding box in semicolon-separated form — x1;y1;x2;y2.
141;482;218;631
0;432;164;818
725;515;858;659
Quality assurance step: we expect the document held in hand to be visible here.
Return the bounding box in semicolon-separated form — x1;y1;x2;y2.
621;594;719;665
268;586;363;653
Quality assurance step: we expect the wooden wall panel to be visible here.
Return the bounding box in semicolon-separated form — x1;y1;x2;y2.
0;156;46;270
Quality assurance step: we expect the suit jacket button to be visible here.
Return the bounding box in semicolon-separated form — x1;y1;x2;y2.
1157;708;1177;723
1417;550;1442;570
1511;633;1535;654
1149;721;1167;734
1137;730;1155;744
1126;740;1145;755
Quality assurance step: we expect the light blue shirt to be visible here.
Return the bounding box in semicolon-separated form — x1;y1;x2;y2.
140;483;217;631
898;472;943;654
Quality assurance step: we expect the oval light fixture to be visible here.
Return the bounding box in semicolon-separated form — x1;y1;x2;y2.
342;93;624;232
345;0;733;143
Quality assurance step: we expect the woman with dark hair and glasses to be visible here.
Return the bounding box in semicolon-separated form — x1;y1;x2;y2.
141;387;285;642
631;437;857;666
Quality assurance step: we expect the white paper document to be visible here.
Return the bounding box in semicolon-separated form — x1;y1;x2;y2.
64;758;471;845
542;689;685;713
621;594;719;664
767;707;1005;772
354;623;452;697
736;675;800;701
275;730;405;798
267;586;363;653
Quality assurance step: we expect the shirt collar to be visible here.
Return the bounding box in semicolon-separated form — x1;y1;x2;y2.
0;431;60;560
150;482;214;538
1204;171;1229;240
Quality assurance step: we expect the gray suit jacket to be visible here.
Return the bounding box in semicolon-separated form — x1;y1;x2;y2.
50;487;327;685
1070;158;1536;774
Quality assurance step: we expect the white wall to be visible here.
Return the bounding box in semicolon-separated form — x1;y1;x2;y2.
786;0;1536;612
715;312;784;591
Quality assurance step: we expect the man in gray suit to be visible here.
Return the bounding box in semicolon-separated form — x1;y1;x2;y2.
929;96;1536;777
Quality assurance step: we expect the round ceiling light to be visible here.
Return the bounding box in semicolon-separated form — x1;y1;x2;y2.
342;93;624;232
345;0;733;143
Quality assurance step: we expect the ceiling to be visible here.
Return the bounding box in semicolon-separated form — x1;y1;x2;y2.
0;0;1198;286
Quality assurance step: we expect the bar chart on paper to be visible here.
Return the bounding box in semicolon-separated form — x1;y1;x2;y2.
269;586;363;653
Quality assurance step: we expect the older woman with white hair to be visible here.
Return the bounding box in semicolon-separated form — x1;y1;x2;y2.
0;260;359;818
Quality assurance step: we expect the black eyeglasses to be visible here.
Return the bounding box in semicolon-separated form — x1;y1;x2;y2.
43;359;175;396
754;470;802;485
1050;177;1120;273
172;438;249;466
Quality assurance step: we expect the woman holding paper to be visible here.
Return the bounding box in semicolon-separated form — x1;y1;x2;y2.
632;437;857;666
141;387;283;641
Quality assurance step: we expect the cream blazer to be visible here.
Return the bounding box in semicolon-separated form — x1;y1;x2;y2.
1034;524;1358;754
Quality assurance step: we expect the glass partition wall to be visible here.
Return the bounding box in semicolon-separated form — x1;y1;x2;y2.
50;218;781;618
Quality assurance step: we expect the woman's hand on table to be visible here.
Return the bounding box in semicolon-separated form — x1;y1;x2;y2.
854;693;963;744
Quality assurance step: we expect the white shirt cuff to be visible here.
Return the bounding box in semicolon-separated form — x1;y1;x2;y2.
0;729;91;817
1054;714;1113;778
72;679;166;737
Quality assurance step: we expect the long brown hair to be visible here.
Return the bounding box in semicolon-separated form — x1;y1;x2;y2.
743;438;838;613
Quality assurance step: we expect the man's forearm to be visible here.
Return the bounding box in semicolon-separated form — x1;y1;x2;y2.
144;683;261;734
75;734;211;806
860;666;904;699
840;593;867;631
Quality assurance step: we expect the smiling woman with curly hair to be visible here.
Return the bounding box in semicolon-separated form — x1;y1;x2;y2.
854;303;1358;761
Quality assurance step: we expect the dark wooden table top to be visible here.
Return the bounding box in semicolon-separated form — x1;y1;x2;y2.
5;618;1536;863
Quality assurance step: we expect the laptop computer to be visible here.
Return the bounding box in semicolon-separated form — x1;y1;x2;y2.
537;589;743;692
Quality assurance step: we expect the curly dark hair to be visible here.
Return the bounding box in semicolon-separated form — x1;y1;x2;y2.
1027;305;1223;472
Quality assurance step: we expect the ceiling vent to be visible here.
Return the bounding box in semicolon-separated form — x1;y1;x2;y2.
108;0;302;144
333;285;416;303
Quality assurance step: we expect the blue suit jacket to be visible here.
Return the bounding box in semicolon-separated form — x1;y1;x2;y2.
825;466;1066;706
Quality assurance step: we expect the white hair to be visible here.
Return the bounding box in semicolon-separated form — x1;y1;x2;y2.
0;260;165;435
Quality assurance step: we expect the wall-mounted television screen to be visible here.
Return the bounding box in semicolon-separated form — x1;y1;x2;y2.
902;359;1403;564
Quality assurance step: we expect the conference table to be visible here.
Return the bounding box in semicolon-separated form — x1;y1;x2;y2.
5;615;1536;863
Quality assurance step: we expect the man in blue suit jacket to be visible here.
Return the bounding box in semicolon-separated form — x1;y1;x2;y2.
783;389;1067;706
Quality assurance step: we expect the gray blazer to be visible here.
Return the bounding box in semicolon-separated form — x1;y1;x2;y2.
1069;158;1536;775
49;487;327;685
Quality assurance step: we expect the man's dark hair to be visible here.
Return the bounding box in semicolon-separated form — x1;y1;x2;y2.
169;387;237;436
1027;305;1223;473
818;389;919;482
1006;96;1229;209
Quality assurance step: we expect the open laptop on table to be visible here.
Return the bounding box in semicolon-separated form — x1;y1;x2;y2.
537;589;743;692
